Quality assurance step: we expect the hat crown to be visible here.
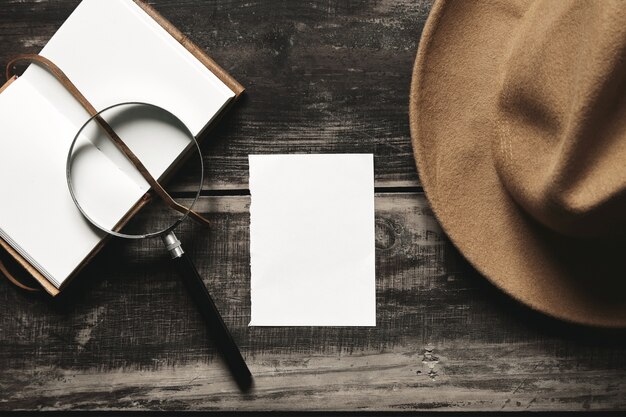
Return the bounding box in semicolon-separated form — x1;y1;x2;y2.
493;0;626;237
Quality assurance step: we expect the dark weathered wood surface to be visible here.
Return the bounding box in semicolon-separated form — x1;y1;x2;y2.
1;0;626;414
0;0;426;190
2;194;626;412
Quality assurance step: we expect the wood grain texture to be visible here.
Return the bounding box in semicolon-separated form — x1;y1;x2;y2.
0;0;427;190
1;194;625;412
2;0;626;413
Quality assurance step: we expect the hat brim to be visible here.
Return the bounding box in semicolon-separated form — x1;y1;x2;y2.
410;0;626;327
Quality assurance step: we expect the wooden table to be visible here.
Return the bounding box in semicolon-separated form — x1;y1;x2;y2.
1;0;625;414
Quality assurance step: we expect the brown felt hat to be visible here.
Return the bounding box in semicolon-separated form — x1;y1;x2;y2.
410;0;626;327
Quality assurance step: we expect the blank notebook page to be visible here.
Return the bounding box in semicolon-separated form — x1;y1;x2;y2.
23;0;235;137
22;0;235;181
0;79;144;287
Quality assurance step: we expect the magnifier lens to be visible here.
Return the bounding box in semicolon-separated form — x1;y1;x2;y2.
67;102;203;239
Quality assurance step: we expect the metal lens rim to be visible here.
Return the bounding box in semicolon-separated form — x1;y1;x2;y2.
66;101;204;240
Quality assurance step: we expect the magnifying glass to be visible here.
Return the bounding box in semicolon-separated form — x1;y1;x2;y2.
66;102;252;389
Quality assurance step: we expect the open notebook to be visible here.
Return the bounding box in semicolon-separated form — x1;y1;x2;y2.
0;0;243;294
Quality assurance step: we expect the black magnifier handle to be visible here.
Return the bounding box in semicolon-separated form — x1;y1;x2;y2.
162;232;252;389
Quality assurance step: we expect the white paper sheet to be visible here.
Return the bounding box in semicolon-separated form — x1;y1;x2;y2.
249;154;376;326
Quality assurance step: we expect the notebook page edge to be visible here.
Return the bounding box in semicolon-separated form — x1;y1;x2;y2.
122;0;236;100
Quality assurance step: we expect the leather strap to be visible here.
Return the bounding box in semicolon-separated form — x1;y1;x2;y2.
2;54;211;291
0;257;38;292
6;54;211;227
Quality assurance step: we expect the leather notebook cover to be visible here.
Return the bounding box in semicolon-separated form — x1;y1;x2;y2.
0;0;244;295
